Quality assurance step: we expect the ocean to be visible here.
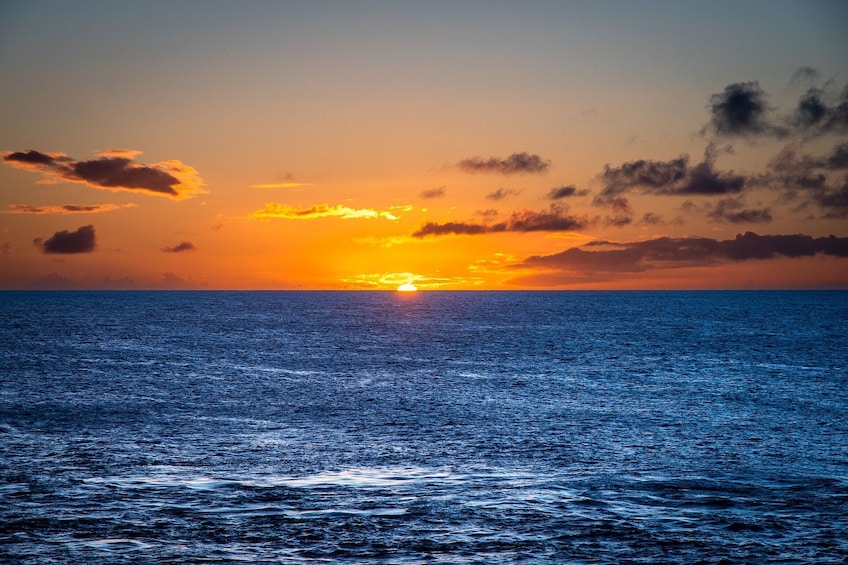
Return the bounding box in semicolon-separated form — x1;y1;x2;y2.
1;290;847;563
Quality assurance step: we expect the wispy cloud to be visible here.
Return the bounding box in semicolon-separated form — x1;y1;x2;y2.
706;198;773;224
420;186;446;199
33;225;96;254
546;185;589;200
456;152;550;175
413;205;591;237
4;203;136;215
162;241;197;253
2;149;205;199
251;183;313;189
486;188;522;201
248;202;402;221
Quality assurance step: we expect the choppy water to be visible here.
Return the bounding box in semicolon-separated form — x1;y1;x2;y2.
1;290;847;563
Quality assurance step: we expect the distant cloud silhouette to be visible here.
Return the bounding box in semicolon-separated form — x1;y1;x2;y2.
547;185;589;200
486;188;522;201
594;147;746;218
162;241;196;253
456;152;550;175
34;225;96;254
522;232;848;273
2;149;205;199
4;203;136;215
793;86;848;135
413;205;589;237
759;143;848;218
707;199;773;224
420;186;446;199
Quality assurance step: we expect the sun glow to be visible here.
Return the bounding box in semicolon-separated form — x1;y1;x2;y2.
397;283;418;292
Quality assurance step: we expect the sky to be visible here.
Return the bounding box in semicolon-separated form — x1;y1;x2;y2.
1;0;847;290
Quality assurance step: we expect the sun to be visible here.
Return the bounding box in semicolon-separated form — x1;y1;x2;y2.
397;283;418;292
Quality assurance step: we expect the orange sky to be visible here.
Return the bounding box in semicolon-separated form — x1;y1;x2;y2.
2;2;847;289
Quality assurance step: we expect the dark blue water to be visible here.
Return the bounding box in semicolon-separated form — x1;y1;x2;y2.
1;291;847;563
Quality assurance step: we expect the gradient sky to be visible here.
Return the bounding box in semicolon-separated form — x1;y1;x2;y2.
2;0;847;289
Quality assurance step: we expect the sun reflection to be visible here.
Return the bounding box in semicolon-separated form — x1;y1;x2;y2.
397;283;418;292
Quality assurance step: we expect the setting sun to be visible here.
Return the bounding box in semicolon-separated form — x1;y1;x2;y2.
397;283;418;292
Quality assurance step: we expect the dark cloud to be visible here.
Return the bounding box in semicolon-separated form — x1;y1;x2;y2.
594;149;746;215
420;186;446;199
413;221;495;237
824;142;848;170
162;241;196;253
3;150;59;166
815;181;848;219
704;71;848;138
456;152;550;175
547;185;589;200
34;225;96;254
4;203;135;215
793;85;848;135
708;199;773;224
412;205;590;238
1;149;205;199
522;232;848;273
68;157;179;195
760;144;848;217
487;188;522;201
706;82;787;137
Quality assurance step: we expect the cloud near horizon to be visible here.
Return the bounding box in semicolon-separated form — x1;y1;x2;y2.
4;203;136;215
248;202;401;221
456;152;551;175
521;232;848;274
412;205;591;238
33;225;96;254
2;149;205;199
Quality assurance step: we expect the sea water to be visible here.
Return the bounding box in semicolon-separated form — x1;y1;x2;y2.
1;291;847;563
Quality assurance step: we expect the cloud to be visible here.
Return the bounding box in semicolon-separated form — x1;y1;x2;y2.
521;232;848;273
707;198;773;224
34;225;96;254
456;152;550;175
162;241;196;253
248;202;401;221
547;185;589;200
4;203;136;215
704;71;848;138
251;183;313;189
412;205;590;238
792;85;848;135
27;271;209;290
486;188;522;201
597;148;746;201
420;186;446;199
706;81;787;137
2;149;205;199
759;144;848;217
341;271;480;289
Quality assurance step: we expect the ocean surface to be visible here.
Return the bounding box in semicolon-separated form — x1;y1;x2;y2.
1;290;847;564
